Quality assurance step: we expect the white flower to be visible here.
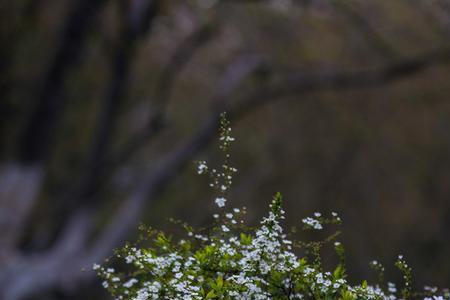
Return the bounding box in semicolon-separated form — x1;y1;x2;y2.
197;161;208;174
123;278;138;288
387;282;397;293
302;217;323;230
125;255;134;263
215;197;226;207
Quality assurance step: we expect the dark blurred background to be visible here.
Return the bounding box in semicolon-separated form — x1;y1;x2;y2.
1;0;450;299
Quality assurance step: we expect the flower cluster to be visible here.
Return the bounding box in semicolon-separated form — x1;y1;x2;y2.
95;114;448;300
197;113;237;210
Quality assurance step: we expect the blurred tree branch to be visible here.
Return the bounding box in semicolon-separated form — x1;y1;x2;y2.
106;21;218;174
232;48;450;118
329;0;398;59
63;20;219;212
411;0;450;40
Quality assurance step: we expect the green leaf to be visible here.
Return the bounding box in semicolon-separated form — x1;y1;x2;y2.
205;290;216;299
216;276;223;289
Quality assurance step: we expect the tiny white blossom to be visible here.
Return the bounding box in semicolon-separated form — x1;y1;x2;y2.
197;161;208;174
215;197;226;207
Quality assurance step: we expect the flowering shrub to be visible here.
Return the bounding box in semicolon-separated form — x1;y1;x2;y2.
95;114;449;300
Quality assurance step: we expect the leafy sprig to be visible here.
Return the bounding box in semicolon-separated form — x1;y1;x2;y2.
95;113;448;300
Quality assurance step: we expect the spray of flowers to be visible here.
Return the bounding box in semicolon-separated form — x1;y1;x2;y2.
95;113;448;300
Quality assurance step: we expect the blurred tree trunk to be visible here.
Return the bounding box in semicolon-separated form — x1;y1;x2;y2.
18;0;107;163
75;0;160;205
0;0;106;281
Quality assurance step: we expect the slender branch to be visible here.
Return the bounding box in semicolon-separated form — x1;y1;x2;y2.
74;21;220;203
230;48;450;119
107;22;218;172
329;0;398;59
410;0;450;40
